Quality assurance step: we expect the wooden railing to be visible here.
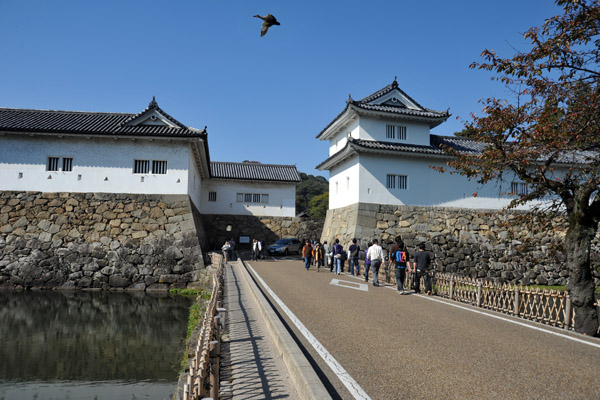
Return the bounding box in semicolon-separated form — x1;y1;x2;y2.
182;252;226;400
374;265;598;332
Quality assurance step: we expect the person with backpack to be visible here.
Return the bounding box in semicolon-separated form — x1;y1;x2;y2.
366;239;384;286
389;238;410;294
413;242;432;295
348;238;360;276
332;238;344;275
314;241;324;272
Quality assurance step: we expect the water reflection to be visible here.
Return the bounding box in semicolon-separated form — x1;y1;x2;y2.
0;290;194;399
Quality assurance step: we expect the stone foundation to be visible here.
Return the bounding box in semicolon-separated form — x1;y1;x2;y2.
0;191;210;291
321;203;600;286
202;214;323;250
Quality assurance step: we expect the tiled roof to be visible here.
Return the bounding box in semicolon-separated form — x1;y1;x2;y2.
316;135;488;170
348;102;449;119
0;100;206;138
357;79;426;109
317;79;449;139
316;134;596;170
210;162;301;182
351;79;449;119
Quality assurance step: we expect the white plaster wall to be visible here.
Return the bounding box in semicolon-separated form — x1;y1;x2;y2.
0;135;190;194
187;147;202;211
328;152;537;209
328;158;360;209
357;116;431;146
328;119;359;156
200;180;297;217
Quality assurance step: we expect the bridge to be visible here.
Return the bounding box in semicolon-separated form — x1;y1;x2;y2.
190;256;600;399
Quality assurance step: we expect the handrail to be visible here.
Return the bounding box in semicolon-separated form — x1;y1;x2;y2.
374;264;598;333
182;252;225;400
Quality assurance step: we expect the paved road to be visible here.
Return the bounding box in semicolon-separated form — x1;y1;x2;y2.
246;257;600;400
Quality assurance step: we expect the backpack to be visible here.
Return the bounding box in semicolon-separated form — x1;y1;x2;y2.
395;250;407;263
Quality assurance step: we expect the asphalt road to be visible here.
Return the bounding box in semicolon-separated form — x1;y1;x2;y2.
245;256;600;400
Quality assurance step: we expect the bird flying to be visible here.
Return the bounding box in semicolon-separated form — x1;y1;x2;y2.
253;14;280;37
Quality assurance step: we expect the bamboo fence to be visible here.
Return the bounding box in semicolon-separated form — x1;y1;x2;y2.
182;252;225;400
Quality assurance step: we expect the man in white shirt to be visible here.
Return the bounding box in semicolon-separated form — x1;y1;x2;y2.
252;238;262;261
366;239;383;286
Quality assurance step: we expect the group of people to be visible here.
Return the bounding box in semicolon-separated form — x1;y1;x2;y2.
300;236;434;295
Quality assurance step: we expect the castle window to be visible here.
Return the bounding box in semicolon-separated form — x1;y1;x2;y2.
208;191;217;202
48;156;73;172
236;192;268;203
511;181;528;196
387;174;408;190
152;160;167;174
134;160;150;174
62;158;73;172
386;125;407;140
47;157;60;171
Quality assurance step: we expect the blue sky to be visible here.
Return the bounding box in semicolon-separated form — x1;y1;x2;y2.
0;0;561;177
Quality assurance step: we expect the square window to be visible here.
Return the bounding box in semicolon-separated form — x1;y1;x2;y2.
244;193;252;203
134;160;150;174
62;157;73;172
236;193;244;202
208;191;217;202
253;193;261;203
261;194;269;203
386;174;396;189
152;160;167;174
47;157;60;171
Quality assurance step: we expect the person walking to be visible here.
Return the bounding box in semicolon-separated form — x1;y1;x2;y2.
332;239;344;275
221;240;231;263
348;239;360;276
413;242;433;295
302;239;313;271
251;238;262;261
314;241;324;272
390;238;410;294
366;239;384;286
364;241;372;282
323;241;332;272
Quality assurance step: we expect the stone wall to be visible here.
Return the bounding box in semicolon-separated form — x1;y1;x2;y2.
202;214;323;250
321;203;600;286
0;191;210;291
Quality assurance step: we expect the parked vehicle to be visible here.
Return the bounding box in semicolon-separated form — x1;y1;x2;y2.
267;238;301;256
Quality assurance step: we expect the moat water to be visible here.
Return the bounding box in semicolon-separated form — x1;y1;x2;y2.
0;290;194;400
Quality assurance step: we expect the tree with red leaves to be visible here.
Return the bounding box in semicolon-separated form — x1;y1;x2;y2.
447;0;600;335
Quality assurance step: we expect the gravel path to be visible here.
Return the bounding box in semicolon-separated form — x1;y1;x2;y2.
247;257;600;400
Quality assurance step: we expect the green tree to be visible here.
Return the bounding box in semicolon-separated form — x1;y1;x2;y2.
308;192;329;219
296;172;328;216
445;0;599;335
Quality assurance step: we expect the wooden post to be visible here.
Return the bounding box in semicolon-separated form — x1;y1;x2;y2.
209;340;220;400
476;281;482;307
514;286;520;316
183;383;189;400
449;275;454;300
564;295;572;330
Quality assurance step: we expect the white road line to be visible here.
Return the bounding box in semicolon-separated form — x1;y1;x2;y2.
330;279;369;292
246;263;372;400
419;294;600;350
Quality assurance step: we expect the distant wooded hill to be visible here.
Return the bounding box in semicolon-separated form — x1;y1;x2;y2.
296;173;328;219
